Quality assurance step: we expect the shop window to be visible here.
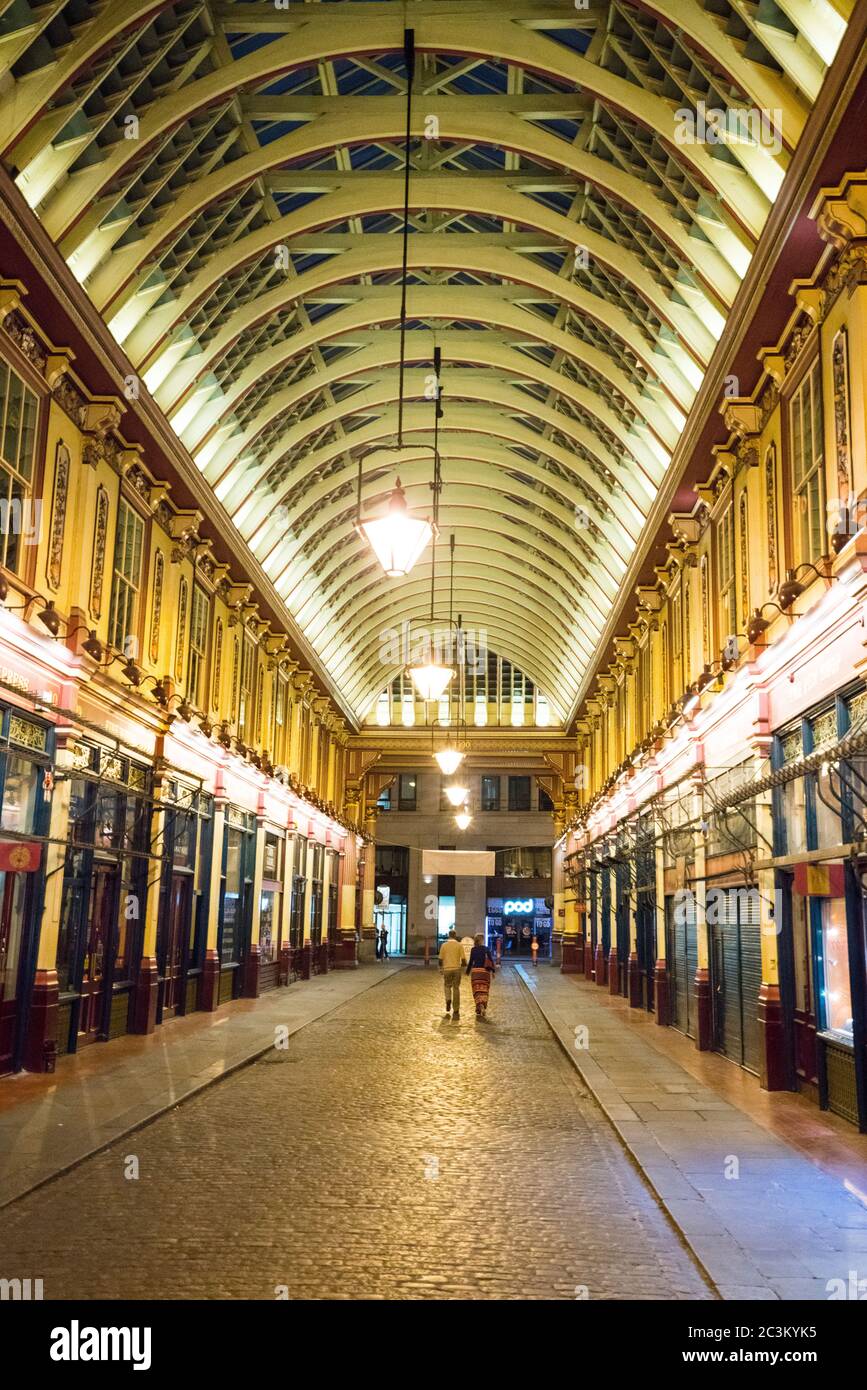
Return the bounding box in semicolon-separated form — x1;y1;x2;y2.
398;774;417;811
789;359;825;567
716;501;736;642
272;670;289;764
376;784;392;811
481;775;500;812
817;898;853;1039
108;498;145;654
188;585;210;708
237;634;257;741
0;357;38;575
0;753;40;833
507;776;530;811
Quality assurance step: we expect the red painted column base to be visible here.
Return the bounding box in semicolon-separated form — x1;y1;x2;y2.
561;936;584;974
695;966;713;1051
654;960;671;1026
130;956;159;1034
627;952;642;1007
608;948;619;995
242;942;261;998
758;982;788;1090
594;943;607;986
199;949;221;1011
584;940;595;979
23;968;58;1072
279;942;291;986
298;944;312;980
333;935;359;969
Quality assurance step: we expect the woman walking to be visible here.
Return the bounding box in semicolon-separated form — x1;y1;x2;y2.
466;933;496;1019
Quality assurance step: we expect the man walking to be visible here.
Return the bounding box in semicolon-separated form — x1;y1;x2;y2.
438;929;464;1020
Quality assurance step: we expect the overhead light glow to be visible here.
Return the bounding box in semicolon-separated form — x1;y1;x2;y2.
455;809;472;830
434;747;465;775
444;784;469;807
408;660;455;702
357;478;432;578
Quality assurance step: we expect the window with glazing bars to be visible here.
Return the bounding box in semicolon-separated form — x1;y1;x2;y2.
187;585;210;707
0;357;38;574
108;498;144;654
238;635;257;741
790;360;825;567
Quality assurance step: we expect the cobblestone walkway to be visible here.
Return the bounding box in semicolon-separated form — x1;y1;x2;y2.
0;964;712;1300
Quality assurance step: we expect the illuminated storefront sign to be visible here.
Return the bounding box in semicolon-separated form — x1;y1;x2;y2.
503;898;534;915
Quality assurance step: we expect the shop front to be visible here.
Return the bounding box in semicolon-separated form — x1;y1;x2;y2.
55;741;153;1056
486;877;553;958
217;805;256;1004
0;706;52;1074
258;826;285;992
156;781;214;1021
773;688;867;1128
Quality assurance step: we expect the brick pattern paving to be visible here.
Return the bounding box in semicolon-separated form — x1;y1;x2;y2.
0;964;711;1301
519;966;867;1301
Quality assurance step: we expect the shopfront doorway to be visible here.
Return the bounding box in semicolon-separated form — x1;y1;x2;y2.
708;884;762;1074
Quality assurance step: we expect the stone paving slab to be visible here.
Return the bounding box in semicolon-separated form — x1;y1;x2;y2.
0;964;712;1300
516;964;867;1302
0;962;407;1209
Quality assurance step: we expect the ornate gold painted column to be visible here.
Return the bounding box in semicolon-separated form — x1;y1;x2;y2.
200;784;226;1011
130;748;165;1034
242;790;266;998
359;805;378;963
334;828;359;968
692;781;713;1050
653;821;670;1025
24;730;76;1070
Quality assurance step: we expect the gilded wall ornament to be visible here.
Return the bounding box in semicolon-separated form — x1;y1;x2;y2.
764;446;778;591
46;440;71;591
149;549;164;665
212;618;224;712
90;484;109;619
175;577;189;684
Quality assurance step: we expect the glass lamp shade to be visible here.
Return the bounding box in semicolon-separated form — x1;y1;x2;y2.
407;661;455;702
444;784;469;807
357;478;432;577
455;810;472;830
433;746;464;776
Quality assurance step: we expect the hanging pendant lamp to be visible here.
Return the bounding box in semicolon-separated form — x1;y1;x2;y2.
354;31;434;580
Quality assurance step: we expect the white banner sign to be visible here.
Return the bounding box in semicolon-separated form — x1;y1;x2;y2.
421;850;495;877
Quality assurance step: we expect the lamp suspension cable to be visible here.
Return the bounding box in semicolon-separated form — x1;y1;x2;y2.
397;27;415;448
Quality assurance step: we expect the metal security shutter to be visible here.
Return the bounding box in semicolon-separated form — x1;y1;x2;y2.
739;890;762;1074
711;888;762;1074
712;890;743;1066
601;869;611;955
667;894;697;1039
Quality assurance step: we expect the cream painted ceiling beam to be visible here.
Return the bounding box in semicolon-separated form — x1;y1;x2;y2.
122;179;724;367
42;22;770;255
0;0;180;157
158;242;698;424
270;469;619;621
202;333;663;487
324;581;581;695
88;113;744;322
277;480;616;628
266;457;624;616
181;291;681;457
298;558;593;681
293;549;582;657
217;369;655;520
217;0;810;142
243;413;639;568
